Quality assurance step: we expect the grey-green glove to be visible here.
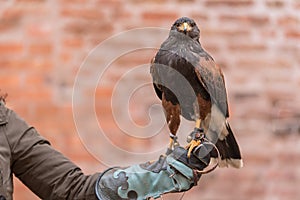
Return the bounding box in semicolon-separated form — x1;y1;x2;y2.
95;143;211;200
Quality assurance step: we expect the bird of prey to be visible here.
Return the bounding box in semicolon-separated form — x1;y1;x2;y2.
150;17;242;168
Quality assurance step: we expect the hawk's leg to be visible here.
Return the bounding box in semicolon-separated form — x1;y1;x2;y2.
166;133;179;155
162;94;181;154
165;115;180;155
186;119;204;157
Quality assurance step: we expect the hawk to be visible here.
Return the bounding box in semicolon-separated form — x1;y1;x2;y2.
150;17;242;168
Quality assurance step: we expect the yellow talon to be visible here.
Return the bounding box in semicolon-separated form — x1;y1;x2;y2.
185;119;202;157
186;139;201;158
169;137;174;149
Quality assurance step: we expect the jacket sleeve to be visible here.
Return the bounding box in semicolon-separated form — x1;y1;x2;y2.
5;109;100;200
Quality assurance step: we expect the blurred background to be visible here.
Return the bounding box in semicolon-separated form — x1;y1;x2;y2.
1;0;300;199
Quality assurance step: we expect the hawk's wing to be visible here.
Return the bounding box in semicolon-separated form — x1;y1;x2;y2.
194;55;229;118
150;57;163;100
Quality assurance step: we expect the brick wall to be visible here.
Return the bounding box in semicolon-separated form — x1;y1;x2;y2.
1;0;300;199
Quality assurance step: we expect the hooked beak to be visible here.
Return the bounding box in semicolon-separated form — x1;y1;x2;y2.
178;22;191;33
183;22;188;32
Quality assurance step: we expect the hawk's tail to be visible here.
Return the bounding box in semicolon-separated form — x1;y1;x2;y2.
210;121;243;168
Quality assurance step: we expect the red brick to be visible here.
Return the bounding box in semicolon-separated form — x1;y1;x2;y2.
0;57;52;72
2;8;23;21
0;43;24;55
294;1;300;9
25;90;52;104
96;0;124;5
142;11;179;22
60;8;104;20
228;43;267;52
29;43;53;55
15;0;46;2
285;29;300;39
25;73;50;86
108;7;132;20
202;28;250;39
202;43;220;53
277;16;299;27
260;29;277;38
10;5;49;17
58;0;89;4
26;23;52;38
237;58;292;69
128;0;167;4
62;38;84;49
95;117;118;133
190;13;209;23
59;52;72;63
64;21;113;36
277;44;299;55
28;58;54;71
0;8;23;31
0;59;27;69
32;104;60;120
0;74;20;89
176;0;196;2
88;35;113;46
205;0;254;7
221;15;270;26
95;87;113;98
244;184;266;198
266;0;285;8
113;49;156;68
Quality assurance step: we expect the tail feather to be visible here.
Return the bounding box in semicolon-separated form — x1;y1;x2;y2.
210;121;243;168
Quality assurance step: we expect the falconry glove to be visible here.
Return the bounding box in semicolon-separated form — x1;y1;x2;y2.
95;144;211;200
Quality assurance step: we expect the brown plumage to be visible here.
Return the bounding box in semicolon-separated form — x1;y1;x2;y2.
150;17;243;168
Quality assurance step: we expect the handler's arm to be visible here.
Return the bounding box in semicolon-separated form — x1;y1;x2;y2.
5;105;210;200
6;109;99;200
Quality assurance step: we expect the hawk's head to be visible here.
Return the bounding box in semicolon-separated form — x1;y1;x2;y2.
171;17;200;41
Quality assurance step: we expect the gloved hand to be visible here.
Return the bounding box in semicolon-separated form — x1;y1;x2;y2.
95;142;211;200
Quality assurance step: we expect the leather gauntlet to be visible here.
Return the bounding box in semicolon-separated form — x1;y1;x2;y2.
95;143;211;200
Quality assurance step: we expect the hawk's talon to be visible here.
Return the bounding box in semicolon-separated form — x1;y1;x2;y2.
186;127;204;157
186;139;201;158
187;128;204;143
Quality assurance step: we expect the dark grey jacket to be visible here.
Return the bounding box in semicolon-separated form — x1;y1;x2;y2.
0;102;100;200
